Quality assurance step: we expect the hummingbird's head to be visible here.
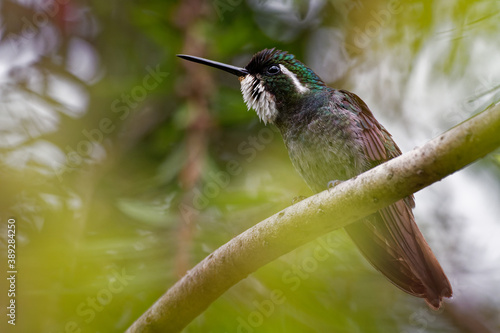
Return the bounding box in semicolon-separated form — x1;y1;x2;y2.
177;49;325;124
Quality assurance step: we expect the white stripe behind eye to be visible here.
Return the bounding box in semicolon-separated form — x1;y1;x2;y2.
279;64;309;94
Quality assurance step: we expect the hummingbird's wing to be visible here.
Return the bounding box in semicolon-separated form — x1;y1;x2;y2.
339;91;452;309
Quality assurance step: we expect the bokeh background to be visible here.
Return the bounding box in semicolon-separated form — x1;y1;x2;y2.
1;0;500;332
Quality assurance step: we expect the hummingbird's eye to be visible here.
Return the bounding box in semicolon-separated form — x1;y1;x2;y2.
266;65;281;75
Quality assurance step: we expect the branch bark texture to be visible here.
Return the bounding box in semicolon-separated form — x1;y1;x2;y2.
126;103;500;332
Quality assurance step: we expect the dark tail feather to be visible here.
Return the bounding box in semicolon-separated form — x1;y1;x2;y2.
344;199;452;309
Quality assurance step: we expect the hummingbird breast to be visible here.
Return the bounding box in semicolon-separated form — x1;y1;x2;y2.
274;88;452;308
276;91;369;192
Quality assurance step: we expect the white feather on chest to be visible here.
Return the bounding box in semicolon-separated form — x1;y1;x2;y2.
239;64;310;125
239;74;277;125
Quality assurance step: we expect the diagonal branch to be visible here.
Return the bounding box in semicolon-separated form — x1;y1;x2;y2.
126;103;500;333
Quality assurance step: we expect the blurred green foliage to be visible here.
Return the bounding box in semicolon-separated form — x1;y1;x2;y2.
1;0;499;332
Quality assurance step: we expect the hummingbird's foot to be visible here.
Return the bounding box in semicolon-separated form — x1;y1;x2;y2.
292;196;308;204
327;180;344;191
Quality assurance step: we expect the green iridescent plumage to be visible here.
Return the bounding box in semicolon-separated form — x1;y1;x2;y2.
246;48;326;93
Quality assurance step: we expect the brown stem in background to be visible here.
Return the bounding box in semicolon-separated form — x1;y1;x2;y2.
174;0;215;277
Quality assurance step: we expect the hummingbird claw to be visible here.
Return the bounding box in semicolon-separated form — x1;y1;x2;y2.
327;180;344;190
292;196;307;204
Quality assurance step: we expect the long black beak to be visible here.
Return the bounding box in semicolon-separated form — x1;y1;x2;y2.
177;54;249;77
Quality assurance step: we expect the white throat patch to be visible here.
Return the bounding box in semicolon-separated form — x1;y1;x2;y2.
240;74;277;125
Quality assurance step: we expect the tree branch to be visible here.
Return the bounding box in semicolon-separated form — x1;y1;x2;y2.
126;103;500;332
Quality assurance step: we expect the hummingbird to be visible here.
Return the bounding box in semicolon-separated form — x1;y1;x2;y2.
177;49;452;309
